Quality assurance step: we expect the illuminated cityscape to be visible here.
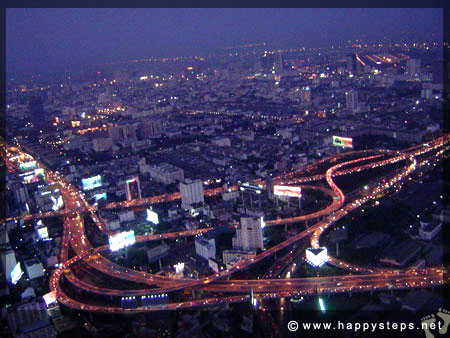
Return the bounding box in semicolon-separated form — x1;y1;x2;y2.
2;7;448;338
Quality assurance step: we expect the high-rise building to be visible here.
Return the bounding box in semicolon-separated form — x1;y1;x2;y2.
274;52;284;72
301;86;311;103
6;297;55;338
180;179;204;208
92;138;113;152
29;96;46;130
149;163;184;184
139;120;162;139
346;89;359;113
195;236;216;260
351;54;363;75
125;176;141;201
108;125;136;141
406;59;421;76
1;248;17;283
260;52;274;71
1;228;17;284
13;184;29;203
232;216;264;251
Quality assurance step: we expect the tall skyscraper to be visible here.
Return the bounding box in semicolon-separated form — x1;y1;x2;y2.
260;52;274;71
29;96;46;130
13;184;29;203
301;86;311;103
274;52;284;72
1;228;17;284
125;176;141;201
180;179;204;208
406;59;421;76
351;53;363;75
346;90;359;113
232;217;264;251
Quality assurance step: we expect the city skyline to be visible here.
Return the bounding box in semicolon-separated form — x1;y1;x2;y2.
6;8;443;77
2;6;447;338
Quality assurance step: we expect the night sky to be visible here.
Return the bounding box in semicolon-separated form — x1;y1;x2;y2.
6;8;443;76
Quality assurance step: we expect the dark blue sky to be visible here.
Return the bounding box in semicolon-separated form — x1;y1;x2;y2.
6;8;443;76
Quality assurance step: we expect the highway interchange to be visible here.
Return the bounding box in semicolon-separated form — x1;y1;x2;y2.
2;135;448;314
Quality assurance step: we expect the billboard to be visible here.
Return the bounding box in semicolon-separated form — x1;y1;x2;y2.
274;185;302;198
332;136;353;148
10;262;24;285
238;182;263;194
109;230;136;252
23;168;45;184
126;178;141;200
82;175;102;191
94;192;107;202
20;161;37;171
51;195;64;211
174;262;184;274
146;209;159;225
42;291;57;306
208;259;219;273
305;247;328;267
37;227;49;240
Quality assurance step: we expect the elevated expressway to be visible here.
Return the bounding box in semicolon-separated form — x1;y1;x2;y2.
2;135;448;313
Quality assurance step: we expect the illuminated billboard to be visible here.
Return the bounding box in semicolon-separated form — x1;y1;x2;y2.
238;182;263;194
332;136;353;148
109;230;136;252
20;161;37;171
274;185;302;198
305;247;328;267
82;175;102;191
42;291;57;306
37;227;49;240
174;262;184;274
51;195;64;211
146;209;159;225
126;177;141;200
94;192;107;202
23;168;45;184
10;262;24;285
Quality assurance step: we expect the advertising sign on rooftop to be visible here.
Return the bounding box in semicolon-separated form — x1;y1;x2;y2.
82;175;102;191
10;262;24;285
305;247;328;267
274;185;302;198
332;136;353;148
109;230;136;252
146;209;159;225
42;291;57;306
20;161;37;171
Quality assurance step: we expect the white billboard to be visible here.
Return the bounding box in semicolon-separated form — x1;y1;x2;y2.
10;262;24;285
37;227;49;240
208;259;219;273
51;195;64;211
20;161;37;171
305;247;328;267
174;262;184;274
82;175;102;191
146;209;159;225
109;230;136;252
274;185;302;198
42;291;57;306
